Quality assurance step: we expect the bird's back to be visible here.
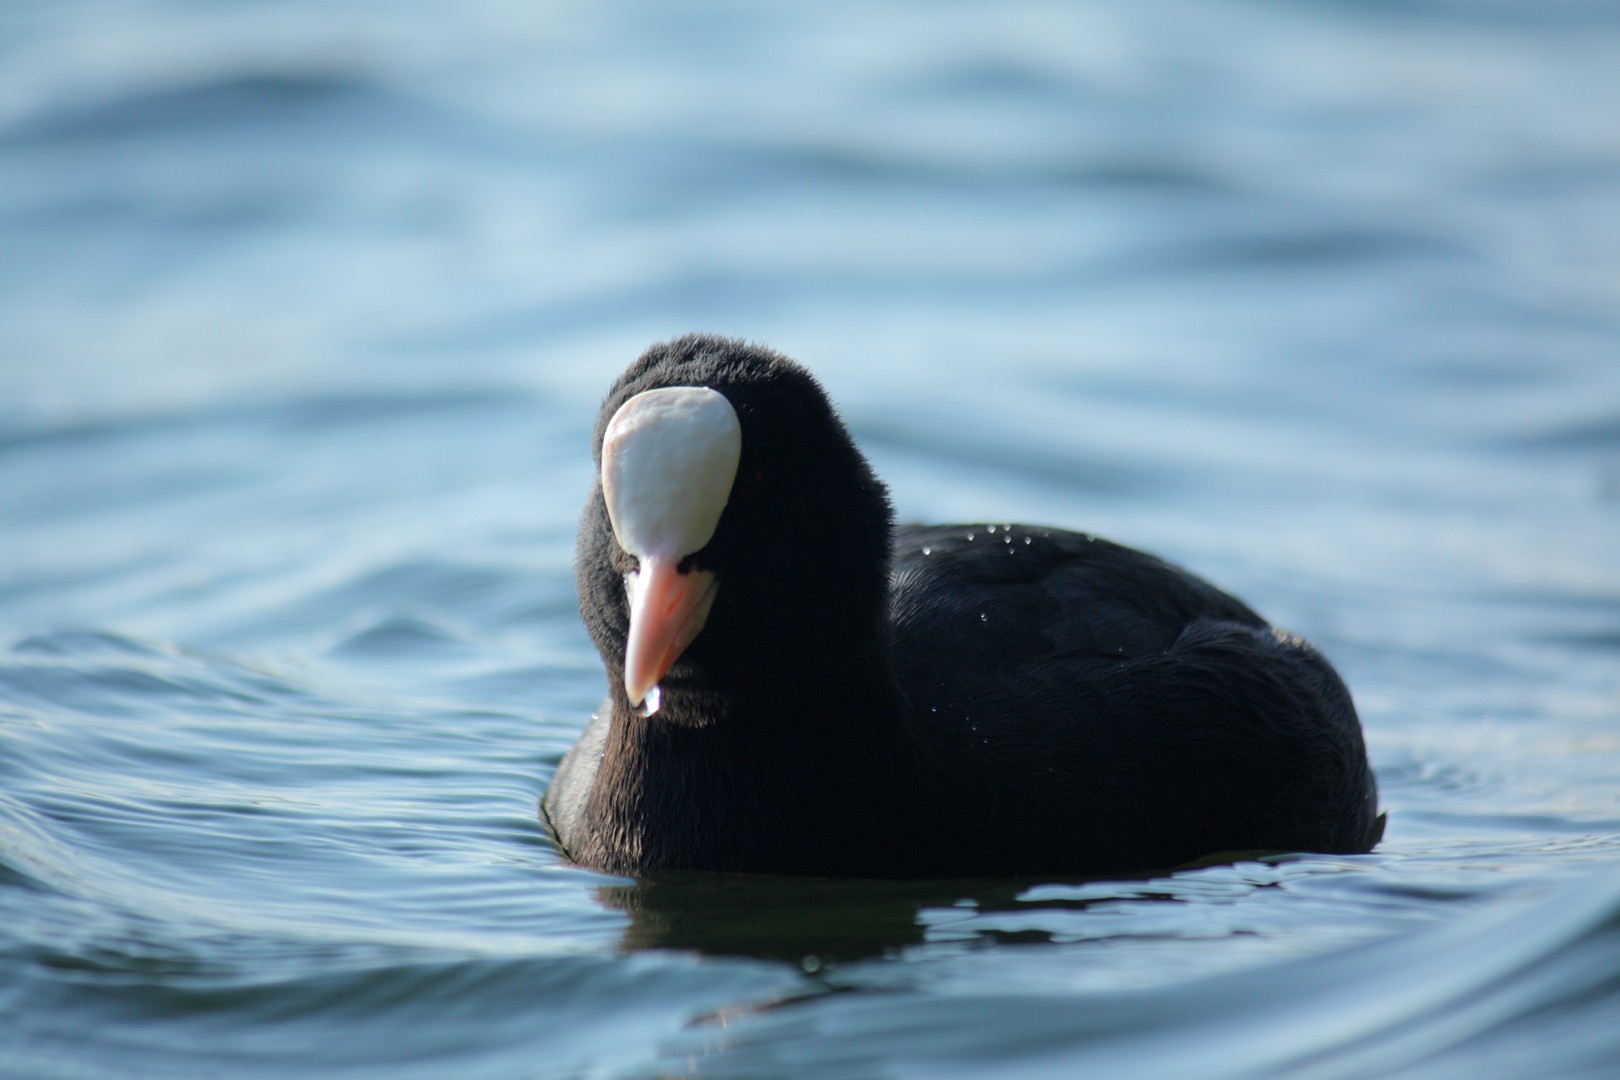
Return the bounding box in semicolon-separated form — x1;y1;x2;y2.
886;524;1382;876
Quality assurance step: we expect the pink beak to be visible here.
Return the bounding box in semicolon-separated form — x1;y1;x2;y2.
623;554;718;710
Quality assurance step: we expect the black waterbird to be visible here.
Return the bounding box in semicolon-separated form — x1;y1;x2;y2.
544;335;1382;878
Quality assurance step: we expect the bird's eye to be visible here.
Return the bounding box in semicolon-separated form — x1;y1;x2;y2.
611;544;638;574
733;468;764;500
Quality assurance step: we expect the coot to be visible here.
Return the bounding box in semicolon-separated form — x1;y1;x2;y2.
544;335;1382;878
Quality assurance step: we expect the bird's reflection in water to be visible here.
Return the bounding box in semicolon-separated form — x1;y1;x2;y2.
592;871;1169;965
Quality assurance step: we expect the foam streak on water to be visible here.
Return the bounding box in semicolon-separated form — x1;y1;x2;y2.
2;1;1619;1077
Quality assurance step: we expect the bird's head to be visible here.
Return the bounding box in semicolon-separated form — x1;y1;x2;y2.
575;335;893;717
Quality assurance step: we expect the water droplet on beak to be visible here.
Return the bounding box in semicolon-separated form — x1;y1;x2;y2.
634;684;662;718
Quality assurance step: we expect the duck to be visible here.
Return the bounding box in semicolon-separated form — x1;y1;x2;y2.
543;334;1382;878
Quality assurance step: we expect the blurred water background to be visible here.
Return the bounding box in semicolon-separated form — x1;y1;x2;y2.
3;2;1619;1077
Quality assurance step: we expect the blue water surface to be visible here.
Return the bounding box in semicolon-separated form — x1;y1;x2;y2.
3;2;1619;1077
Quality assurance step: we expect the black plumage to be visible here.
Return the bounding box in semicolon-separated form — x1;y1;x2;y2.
544;334;1382;878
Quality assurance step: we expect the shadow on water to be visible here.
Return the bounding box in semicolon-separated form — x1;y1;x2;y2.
594;866;1200;964
600;875;975;963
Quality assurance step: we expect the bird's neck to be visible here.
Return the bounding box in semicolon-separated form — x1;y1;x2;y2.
584;632;922;876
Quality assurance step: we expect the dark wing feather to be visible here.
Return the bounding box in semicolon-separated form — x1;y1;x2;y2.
887;525;1379;874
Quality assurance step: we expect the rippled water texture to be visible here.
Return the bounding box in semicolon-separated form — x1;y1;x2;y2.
3;2;1619;1077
